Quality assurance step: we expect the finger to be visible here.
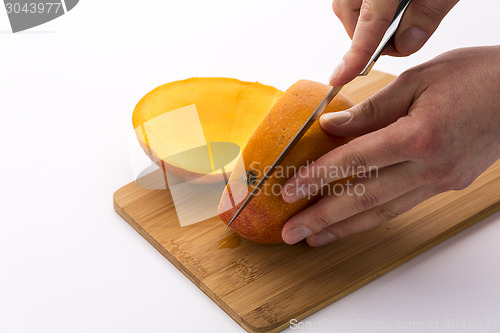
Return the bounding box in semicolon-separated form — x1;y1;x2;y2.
283;115;414;203
393;0;459;56
306;185;437;246
320;73;419;137
330;0;400;86
282;162;423;244
332;0;363;39
381;43;399;56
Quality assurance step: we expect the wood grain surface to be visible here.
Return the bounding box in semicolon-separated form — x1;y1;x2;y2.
113;71;500;333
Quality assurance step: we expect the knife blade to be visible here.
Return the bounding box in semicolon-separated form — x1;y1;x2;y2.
226;0;413;228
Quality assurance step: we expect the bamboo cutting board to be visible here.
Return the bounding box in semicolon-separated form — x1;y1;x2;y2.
113;71;500;333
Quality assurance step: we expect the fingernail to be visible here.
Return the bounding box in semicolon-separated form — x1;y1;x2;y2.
285;226;312;244
321;111;352;125
284;183;295;197
399;27;427;54
309;231;337;246
329;59;344;83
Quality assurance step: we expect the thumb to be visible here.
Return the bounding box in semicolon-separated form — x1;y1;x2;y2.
393;0;459;56
320;74;416;137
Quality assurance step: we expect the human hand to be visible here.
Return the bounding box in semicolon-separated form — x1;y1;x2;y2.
281;46;500;246
330;0;459;86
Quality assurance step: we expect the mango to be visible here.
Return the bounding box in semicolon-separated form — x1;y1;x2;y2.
217;80;354;244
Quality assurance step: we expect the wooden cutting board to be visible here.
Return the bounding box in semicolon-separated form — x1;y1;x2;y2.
113;71;500;333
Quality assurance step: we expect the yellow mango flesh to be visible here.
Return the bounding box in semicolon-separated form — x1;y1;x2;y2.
132;78;283;181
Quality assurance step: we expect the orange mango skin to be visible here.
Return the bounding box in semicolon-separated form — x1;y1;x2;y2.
217;80;354;244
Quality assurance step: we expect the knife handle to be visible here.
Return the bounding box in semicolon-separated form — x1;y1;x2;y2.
359;0;413;76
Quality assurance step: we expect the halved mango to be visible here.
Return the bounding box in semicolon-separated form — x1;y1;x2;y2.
133;78;283;183
217;80;354;244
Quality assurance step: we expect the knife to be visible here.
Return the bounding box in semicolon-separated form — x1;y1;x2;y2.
226;0;413;228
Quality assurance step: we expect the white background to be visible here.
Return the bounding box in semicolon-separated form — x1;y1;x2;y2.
1;1;500;332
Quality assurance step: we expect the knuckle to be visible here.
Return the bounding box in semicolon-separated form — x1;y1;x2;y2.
343;145;368;170
396;65;430;88
422;160;460;190
406;119;442;161
359;0;373;20
414;2;446;23
377;14;392;26
434;172;475;192
352;188;379;212
310;207;333;231
350;43;374;62
356;97;377;121
422;167;448;186
359;0;392;25
453;176;474;191
397;68;418;84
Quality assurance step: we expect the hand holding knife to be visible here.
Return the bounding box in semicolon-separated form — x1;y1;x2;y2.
227;0;413;228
